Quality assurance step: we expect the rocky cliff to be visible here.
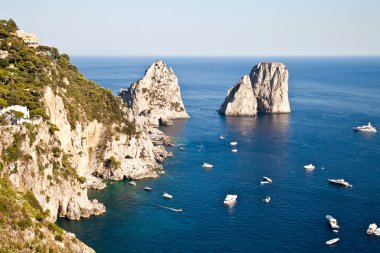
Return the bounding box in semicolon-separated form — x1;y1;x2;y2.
120;60;189;126
218;62;290;116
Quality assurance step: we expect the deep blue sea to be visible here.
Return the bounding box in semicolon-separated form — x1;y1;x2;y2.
57;57;380;253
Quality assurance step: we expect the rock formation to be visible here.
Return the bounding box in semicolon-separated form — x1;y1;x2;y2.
219;62;290;116
120;61;189;126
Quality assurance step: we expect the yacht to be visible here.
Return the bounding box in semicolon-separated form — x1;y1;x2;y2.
231;149;238;153
163;192;173;199
129;181;136;186
304;164;315;170
202;162;213;168
326;215;340;230
328;179;352;188
264;196;271;204
367;223;377;235
353;122;377;133
223;194;237;206
230;141;238;146
326;238;339;246
144;186;152;191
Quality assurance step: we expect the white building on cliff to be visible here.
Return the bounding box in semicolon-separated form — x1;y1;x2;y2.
15;30;39;48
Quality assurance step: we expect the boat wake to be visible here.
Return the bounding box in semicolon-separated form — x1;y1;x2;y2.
157;205;183;212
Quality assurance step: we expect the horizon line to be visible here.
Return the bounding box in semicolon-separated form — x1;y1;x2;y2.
69;54;380;58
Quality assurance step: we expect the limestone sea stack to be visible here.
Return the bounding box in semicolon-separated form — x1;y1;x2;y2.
218;62;290;116
120;61;189;126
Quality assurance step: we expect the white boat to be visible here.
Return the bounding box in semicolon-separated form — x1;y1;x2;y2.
230;141;238;146
144;186;152;191
304;164;315;170
202;162;213;168
326;238;339;246
262;177;272;184
220;136;224;140
367;223;378;235
264;196;271;203
223;194;237;206
333;230;339;233
374;228;380;236
328;179;352;188
163;192;172;199
326;215;340;230
231;149;238;153
353;122;377;133
129;181;136;186
179;146;185;151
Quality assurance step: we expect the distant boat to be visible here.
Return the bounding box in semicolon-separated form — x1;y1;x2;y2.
129;181;136;186
231;149;238;153
202;162;213;168
163;192;173;199
262;176;272;184
353;122;377;133
223;194;237;206
304;164;315;170
179;146;185;151
230;141;238;146
367;223;378;235
264;196;271;204
326;215;340;230
326;238;339;246
328;179;352;188
144;186;152;191
220;136;224;140
158;170;165;175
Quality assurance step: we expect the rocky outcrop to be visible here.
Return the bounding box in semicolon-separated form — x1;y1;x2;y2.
120;61;189;126
219;62;290;116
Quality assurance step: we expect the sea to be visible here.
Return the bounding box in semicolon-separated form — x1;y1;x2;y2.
57;57;380;253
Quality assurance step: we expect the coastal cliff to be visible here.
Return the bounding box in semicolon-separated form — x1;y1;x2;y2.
0;19;174;252
119;60;189;126
219;62;290;116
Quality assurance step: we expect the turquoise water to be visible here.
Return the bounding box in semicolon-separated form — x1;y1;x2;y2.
58;57;380;252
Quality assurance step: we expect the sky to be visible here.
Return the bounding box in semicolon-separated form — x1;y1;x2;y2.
1;0;380;56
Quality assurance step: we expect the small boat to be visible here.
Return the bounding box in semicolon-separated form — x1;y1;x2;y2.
264;196;271;203
175;209;183;212
326;238;339;246
158;170;165;175
220;136;224;140
179;146;185;151
326;215;340;230
202;162;213;168
367;223;378;235
304;164;315;170
230;141;238;146
262;177;272;184
328;179;352;188
333;230;339;233
129;181;136;186
374;228;380;236
231;149;238;153
260;181;269;185
144;186;152;191
353;122;377;133
163;192;172;199
223;194;237;206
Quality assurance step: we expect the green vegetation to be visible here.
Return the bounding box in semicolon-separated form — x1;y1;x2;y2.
4;132;25;162
104;156;121;170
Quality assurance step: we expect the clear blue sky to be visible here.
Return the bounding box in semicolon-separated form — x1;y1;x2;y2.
1;0;379;56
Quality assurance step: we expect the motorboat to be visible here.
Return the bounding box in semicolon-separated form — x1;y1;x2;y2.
220;136;224;140
163;192;173;199
326;238;339;246
179;146;185;151
326;215;340;230
264;196;271;204
223;194;237;206
353;122;377;133
304;164;315;170
144;186;152;191
202;162;213;168
333;230;339;233
230;141;238;146
328;179;352;188
129;181;136;186
158;170;165;175
262;177;272;184
374;228;380;236
367;223;377;235
231;149;238;153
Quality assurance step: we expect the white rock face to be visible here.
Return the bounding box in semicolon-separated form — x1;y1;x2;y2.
120;61;189;126
219;62;290;116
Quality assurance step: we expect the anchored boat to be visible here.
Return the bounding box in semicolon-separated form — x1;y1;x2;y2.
224;194;237;206
328;179;352;188
353;122;377;133
326;215;340;230
163;192;173;199
202;162;213;168
326;238;339;246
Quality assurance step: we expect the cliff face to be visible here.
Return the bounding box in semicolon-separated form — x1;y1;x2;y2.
218;62;290;116
120;60;189;126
